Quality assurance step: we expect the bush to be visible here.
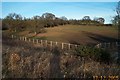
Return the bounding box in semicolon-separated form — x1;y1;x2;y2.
39;29;47;33
75;46;111;63
100;50;111;63
2;27;8;30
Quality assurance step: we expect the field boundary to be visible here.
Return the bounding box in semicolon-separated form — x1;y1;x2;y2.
11;35;80;50
95;42;120;50
11;35;120;50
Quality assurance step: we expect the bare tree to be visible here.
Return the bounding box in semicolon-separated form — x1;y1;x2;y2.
116;1;120;65
112;15;119;26
115;1;120;26
116;1;120;17
112;2;120;27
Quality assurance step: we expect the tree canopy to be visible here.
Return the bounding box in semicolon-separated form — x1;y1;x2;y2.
2;12;106;34
112;1;120;27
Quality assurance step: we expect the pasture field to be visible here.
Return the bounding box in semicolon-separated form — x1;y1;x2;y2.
2;25;120;78
18;25;118;45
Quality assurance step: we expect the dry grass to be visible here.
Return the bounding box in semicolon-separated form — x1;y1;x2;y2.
2;35;120;78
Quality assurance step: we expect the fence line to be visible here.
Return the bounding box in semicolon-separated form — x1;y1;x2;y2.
95;42;120;49
11;35;80;50
11;35;120;50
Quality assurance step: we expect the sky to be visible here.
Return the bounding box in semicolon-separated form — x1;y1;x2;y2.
2;2;118;24
2;0;119;2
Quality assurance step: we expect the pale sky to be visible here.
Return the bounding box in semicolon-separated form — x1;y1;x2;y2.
2;2;118;23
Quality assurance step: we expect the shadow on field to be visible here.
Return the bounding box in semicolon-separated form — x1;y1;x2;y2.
69;40;81;45
50;47;63;78
82;31;120;43
2;35;44;55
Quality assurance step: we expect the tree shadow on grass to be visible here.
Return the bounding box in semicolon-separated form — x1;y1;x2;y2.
68;40;81;45
82;31;120;43
49;47;63;78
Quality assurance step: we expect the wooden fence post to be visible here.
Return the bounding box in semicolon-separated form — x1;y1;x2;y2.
41;40;43;46
62;43;64;49
29;38;31;42
56;42;58;45
19;37;21;40
33;39;35;43
36;39;39;44
50;41;52;47
23;37;24;41
45;40;47;47
75;45;77;48
68;44;71;50
25;37;27;41
12;35;13;38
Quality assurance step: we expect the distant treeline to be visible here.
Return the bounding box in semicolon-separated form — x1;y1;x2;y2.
2;13;110;34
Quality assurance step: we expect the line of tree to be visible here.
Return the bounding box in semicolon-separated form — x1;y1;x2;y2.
2;12;105;34
69;16;105;25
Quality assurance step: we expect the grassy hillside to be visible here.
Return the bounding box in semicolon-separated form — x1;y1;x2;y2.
17;25;118;45
2;25;119;78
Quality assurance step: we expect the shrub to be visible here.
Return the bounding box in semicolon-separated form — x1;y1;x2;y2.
39;29;47;33
75;46;111;63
